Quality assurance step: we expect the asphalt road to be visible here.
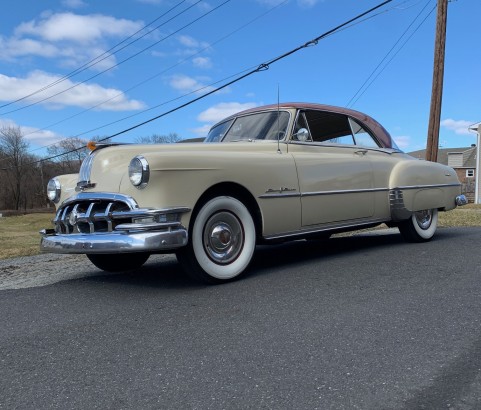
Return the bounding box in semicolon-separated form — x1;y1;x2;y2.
1;227;481;409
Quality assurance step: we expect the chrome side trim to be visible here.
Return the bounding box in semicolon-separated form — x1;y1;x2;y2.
263;218;388;241
301;187;388;197
394;183;461;190
259;192;301;199
259;187;389;199
259;183;460;200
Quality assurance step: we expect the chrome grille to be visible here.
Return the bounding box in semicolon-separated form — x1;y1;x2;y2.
51;192;190;235
54;198;132;234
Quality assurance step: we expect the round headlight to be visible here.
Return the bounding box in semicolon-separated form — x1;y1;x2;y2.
129;156;149;188
47;178;61;203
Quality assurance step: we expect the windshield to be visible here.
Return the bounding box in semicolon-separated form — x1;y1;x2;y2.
205;111;290;142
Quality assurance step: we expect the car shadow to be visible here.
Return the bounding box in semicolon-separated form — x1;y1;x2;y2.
80;228;456;289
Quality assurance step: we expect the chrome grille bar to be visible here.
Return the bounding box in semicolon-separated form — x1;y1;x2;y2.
51;193;190;235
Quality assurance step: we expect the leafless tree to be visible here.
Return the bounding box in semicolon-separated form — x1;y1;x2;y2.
46;137;88;173
0;126;32;210
135;133;181;144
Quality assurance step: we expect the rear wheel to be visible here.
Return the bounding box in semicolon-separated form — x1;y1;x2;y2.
176;196;256;284
87;253;150;272
398;209;438;242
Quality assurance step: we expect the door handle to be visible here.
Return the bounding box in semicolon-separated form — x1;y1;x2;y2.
355;150;368;156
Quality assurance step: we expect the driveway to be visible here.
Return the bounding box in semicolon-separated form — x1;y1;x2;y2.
1;227;481;409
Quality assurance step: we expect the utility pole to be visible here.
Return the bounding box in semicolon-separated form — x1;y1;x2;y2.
426;0;448;162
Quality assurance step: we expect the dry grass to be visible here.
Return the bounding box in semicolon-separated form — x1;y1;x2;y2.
0;213;54;259
0;205;480;260
438;204;481;227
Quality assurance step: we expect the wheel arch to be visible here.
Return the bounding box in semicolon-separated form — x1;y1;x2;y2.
190;182;263;240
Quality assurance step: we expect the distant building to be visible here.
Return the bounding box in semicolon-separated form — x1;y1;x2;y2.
408;146;477;203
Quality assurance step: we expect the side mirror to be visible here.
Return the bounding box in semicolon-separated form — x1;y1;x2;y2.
293;128;310;142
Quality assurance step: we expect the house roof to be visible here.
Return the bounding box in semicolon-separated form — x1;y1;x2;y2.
408;146;477;168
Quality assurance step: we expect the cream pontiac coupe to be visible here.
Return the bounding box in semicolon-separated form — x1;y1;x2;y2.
40;103;467;283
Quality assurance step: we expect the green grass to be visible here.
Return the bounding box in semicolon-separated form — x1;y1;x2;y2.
0;206;480;260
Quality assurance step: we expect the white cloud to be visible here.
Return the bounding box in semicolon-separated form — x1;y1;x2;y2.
0;118;64;147
61;0;87;9
256;0;321;7
178;35;201;48
298;0;321;7
0;37;116;70
169;74;215;94
15;13;143;44
0;12;144;70
392;135;411;149
440;119;474;135
191;124;212;138
178;35;210;49
197;102;258;123
136;0;164;4
0;37;59;60
193;56;212;69
0;71;145;111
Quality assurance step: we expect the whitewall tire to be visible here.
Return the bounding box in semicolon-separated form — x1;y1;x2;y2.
399;209;438;242
176;196;256;284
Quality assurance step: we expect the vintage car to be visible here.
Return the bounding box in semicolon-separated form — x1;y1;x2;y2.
40;103;467;284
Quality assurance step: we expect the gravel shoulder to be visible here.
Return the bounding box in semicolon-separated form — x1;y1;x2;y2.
0;253;176;290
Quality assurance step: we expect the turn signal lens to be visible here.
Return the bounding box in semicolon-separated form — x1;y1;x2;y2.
87;141;97;151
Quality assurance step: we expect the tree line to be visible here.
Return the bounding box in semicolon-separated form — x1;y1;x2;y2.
0;126;180;212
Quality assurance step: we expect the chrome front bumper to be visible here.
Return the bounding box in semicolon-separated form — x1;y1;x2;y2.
40;192;190;254
40;228;188;254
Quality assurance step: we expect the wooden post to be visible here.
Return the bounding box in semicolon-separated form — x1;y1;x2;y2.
426;0;448;162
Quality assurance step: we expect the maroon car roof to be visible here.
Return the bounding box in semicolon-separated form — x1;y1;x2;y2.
220;102;395;149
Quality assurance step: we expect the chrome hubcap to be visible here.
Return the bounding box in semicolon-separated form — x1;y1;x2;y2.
203;211;244;264
414;209;433;230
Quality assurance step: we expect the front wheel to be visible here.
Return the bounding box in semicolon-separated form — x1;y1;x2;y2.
398;209;438;242
176;196;256;284
87;253;150;272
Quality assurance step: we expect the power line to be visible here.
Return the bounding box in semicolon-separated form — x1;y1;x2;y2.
0;0;188;110
0;0;228;116
100;0;395;142
2;0;394;170
19;0;291;156
346;0;436;108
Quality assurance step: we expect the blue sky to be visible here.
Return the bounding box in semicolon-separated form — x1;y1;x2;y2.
0;0;479;156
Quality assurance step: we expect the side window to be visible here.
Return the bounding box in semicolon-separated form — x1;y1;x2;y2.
222;111;290;142
304;110;354;145
205;119;234;142
350;118;380;148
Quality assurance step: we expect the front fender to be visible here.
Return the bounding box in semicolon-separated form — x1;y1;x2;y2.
119;149;302;236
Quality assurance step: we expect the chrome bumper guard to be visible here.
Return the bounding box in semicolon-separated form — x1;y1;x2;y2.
455;194;468;206
40;192;189;254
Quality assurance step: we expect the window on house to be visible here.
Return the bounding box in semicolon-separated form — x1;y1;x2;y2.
466;169;475;178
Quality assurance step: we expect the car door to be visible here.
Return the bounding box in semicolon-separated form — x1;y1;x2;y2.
288;109;376;227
